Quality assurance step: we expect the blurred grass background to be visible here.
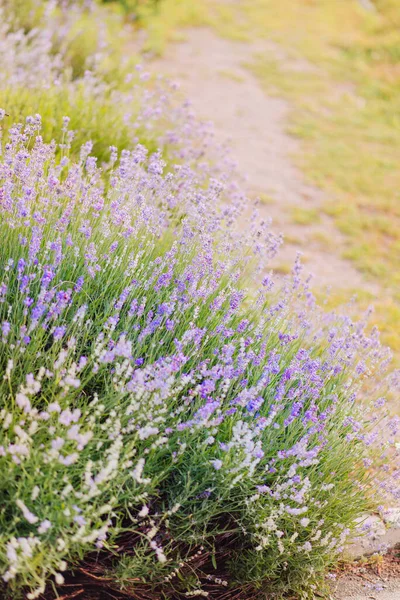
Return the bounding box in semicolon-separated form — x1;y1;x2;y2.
111;0;400;355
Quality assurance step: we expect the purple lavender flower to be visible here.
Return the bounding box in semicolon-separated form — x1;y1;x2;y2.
211;459;223;471
53;327;67;341
1;321;11;340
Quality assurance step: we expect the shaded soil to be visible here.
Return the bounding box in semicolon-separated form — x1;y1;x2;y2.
35;546;400;600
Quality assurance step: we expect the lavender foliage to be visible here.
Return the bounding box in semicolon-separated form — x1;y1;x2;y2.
0;114;398;598
0;1;399;598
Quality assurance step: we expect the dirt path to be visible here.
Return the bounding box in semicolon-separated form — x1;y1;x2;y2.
331;546;400;600
147;28;379;298
333;578;400;600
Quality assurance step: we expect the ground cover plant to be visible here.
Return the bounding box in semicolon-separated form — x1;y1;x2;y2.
0;113;399;600
0;1;399;599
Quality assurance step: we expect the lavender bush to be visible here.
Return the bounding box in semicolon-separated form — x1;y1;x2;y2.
0;1;399;599
0;0;236;180
0;113;398;600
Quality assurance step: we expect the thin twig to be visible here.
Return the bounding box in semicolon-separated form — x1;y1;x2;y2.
78;567;113;581
56;590;84;600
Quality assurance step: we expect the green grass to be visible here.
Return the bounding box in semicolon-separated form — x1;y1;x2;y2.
0;85;139;163
290;207;321;226
128;0;249;56
256;192;276;206
1;0;46;30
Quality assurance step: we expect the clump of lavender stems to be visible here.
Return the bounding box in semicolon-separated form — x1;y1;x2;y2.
0;2;399;599
0;111;398;599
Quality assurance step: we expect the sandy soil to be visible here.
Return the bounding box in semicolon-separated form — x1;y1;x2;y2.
333;579;400;600
331;547;400;599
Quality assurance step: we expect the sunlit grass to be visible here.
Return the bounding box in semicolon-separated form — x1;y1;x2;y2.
0;85;135;162
291;207;320;226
